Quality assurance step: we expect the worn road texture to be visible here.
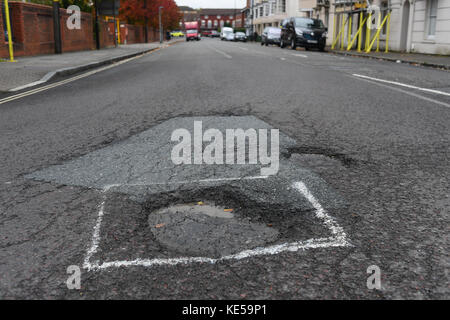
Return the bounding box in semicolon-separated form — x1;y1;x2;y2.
0;39;449;299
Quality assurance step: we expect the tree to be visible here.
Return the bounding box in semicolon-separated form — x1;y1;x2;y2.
119;0;181;30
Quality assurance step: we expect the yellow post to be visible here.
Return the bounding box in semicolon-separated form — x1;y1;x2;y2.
332;12;337;49
376;11;381;52
340;14;345;50
365;13;371;51
347;14;352;50
347;16;368;51
117;20;121;44
3;0;16;62
385;11;391;53
357;11;363;52
365;14;389;53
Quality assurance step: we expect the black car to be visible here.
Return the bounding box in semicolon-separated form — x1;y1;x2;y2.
280;17;327;51
234;32;248;42
261;27;281;46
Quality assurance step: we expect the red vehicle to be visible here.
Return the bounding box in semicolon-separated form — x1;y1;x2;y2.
185;21;201;41
202;30;212;37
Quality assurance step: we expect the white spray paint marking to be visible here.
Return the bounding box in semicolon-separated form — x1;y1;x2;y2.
352;74;450;97
280;57;286;61
83;180;350;271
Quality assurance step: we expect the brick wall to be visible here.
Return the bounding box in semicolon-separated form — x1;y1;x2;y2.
0;2;157;59
0;2;95;58
119;24;160;45
0;2;7;58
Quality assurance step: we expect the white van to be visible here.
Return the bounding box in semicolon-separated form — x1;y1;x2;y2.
220;27;234;40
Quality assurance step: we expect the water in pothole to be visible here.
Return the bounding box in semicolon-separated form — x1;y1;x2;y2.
148;202;279;257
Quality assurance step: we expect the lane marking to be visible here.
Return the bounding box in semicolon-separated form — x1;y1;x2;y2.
208;46;232;59
352;74;450;97
0;47;173;105
292;53;308;58
353;75;450;108
83;180;350;271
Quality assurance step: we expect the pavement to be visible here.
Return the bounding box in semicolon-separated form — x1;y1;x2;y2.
0;38;449;299
330;48;450;70
0;41;181;92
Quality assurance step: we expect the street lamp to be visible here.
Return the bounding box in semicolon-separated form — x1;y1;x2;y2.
159;6;164;43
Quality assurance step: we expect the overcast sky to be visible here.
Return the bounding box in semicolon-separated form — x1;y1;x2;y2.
176;0;247;9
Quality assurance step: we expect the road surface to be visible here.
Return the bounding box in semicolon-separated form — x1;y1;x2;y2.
0;38;449;299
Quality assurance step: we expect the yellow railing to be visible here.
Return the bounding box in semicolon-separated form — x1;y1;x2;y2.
332;10;391;53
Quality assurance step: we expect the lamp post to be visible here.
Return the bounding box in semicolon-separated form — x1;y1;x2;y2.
159;6;163;43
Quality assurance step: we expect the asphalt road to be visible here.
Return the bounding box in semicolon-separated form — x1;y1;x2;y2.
0;38;449;299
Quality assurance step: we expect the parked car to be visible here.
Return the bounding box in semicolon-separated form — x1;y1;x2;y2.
170;30;184;37
221;27;234;40
280;17;327;51
211;30;220;38
261;27;281;46
234;32;247;42
202;30;212;37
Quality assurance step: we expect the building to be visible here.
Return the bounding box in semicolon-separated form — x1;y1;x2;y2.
179;6;200;29
329;0;450;54
250;0;449;54
198;9;241;31
251;0;328;34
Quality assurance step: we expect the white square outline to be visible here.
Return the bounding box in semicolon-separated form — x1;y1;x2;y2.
83;177;350;271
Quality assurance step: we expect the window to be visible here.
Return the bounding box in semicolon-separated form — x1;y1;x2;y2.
207;20;212;28
214;20;218;27
201;20;206;27
427;0;438;37
205;15;208;19
279;0;286;13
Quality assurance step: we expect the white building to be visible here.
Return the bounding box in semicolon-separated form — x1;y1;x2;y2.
251;0;449;54
329;0;450;54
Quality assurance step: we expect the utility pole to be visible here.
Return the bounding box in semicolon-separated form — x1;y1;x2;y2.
144;0;148;43
159;6;163;43
250;0;254;39
93;0;100;49
52;0;62;54
113;0;117;47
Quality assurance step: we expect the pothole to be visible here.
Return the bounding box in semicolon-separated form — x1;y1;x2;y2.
148;202;279;257
92;186;333;263
284;146;359;167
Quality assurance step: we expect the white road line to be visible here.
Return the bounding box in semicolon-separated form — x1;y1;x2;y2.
209;46;232;59
0;50;163;106
353;75;450;108
292;53;308;58
237;46;249;51
352;74;450;97
83;180;350;271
